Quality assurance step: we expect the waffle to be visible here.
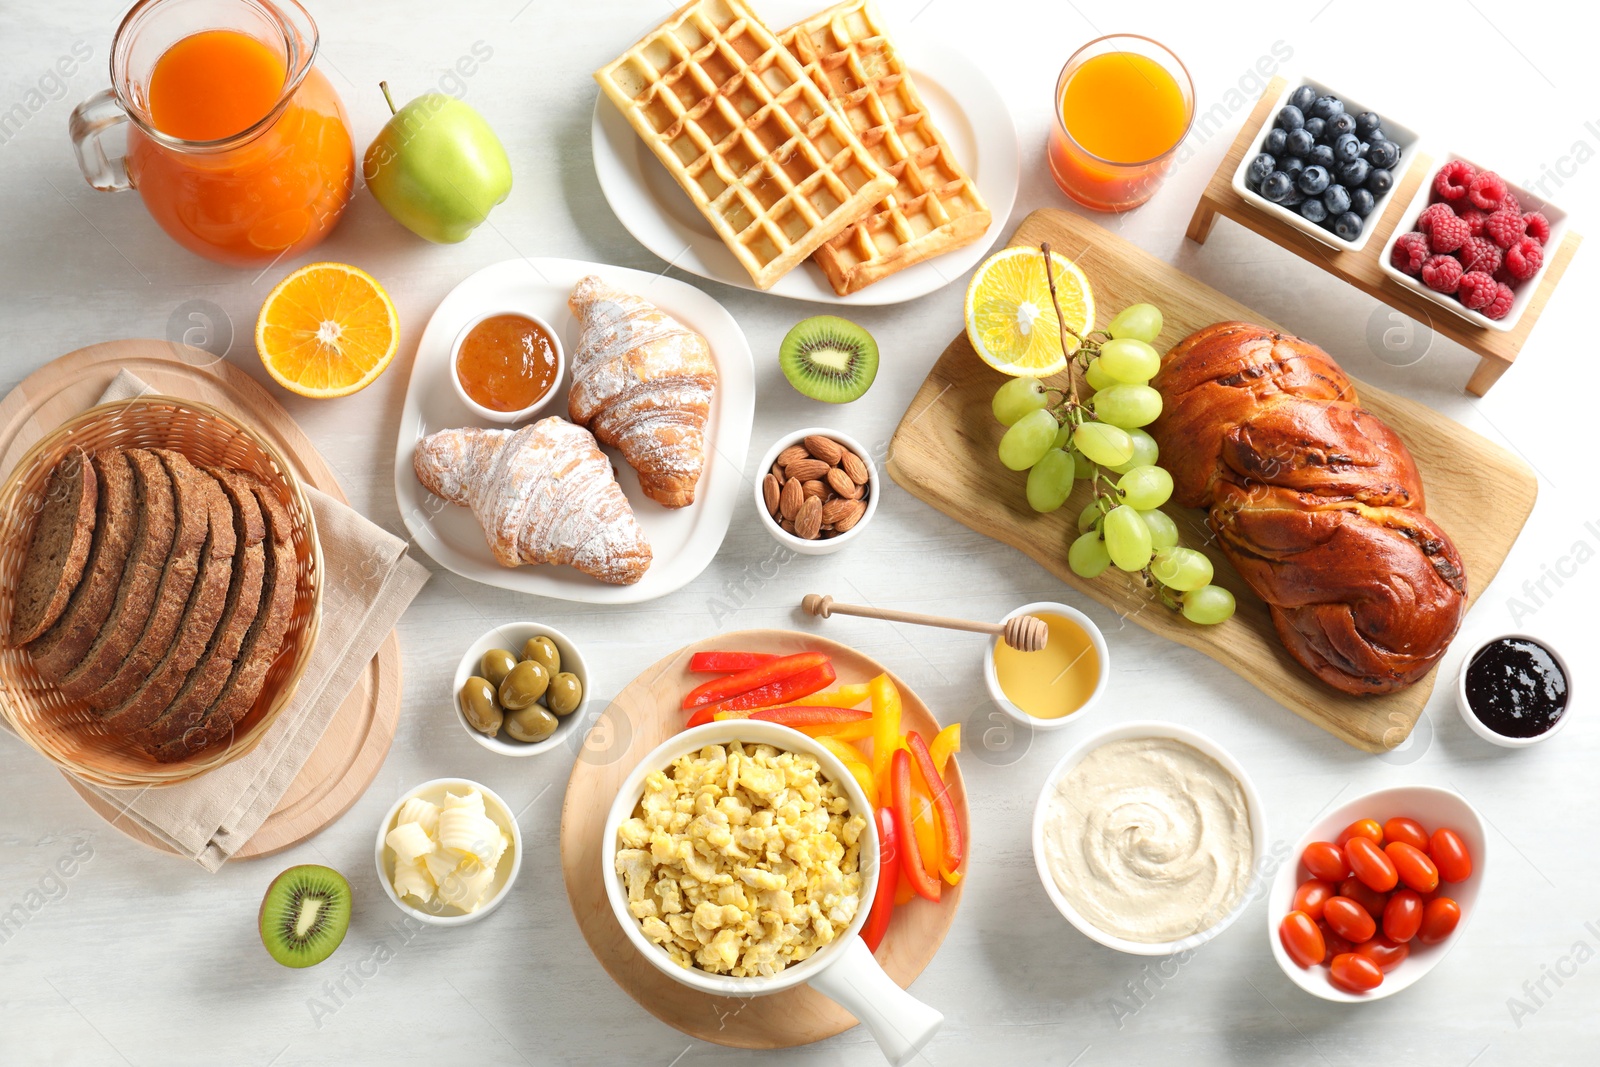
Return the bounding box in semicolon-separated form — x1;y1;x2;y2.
781;0;991;295
596;0;896;291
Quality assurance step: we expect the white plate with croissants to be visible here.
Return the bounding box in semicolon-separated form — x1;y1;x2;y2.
394;258;754;603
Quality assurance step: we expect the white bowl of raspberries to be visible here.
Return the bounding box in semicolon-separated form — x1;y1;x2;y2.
1380;154;1566;332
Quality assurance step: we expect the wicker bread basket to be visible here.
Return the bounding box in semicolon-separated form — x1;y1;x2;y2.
0;396;322;788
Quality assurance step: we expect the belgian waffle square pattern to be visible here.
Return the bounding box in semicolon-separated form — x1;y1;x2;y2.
595;0;896;290
782;0;991;295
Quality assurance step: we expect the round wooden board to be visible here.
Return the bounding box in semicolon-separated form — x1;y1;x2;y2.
0;339;403;859
559;629;967;1050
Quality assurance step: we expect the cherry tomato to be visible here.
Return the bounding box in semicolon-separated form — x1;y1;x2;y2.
1302;840;1349;882
1339;876;1390;920
1319;919;1354;962
1356;935;1411;972
1383;817;1430;852
1329;952;1384;992
1383;889;1424;943
1418;896;1462;944
1336;819;1383;847
1429;828;1473;884
1279;910;1326;969
1346;836;1399;892
1323;896;1377;943
1292;879;1336;922
1385;841;1440;894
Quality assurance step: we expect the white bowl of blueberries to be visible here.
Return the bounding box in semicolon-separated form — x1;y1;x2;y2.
1232;78;1420;252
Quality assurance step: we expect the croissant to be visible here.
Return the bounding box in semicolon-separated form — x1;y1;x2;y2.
1149;322;1467;695
413;419;652;585
567;275;717;508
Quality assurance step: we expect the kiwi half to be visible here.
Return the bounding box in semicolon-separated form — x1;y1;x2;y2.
259;864;352;968
779;316;878;403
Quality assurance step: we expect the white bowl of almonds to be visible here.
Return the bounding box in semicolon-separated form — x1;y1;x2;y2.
754;428;878;555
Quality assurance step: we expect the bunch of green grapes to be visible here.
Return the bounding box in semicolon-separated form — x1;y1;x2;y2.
990;301;1236;626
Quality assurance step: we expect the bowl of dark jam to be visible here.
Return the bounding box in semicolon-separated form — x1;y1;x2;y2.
1456;634;1572;747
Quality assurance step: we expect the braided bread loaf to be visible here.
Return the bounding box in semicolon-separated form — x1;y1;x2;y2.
1149;322;1466;695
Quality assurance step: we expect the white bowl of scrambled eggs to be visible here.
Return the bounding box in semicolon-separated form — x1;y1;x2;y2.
602;720;942;1066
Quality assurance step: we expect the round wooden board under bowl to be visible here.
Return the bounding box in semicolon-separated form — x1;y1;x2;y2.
560;628;967;1050
0;339;403;859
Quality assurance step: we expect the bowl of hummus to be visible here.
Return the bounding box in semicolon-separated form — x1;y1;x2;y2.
1031;721;1267;955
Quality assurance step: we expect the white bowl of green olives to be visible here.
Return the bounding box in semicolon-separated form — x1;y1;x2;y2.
453;622;588;756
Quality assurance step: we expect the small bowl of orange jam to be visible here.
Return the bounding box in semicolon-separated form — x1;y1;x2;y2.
983;602;1109;731
450;311;565;424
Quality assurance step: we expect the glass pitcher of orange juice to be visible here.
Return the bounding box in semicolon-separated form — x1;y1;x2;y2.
69;0;354;267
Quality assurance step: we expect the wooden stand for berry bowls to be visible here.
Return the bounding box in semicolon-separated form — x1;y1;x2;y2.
887;209;1537;753
1187;76;1581;396
560;629;966;1050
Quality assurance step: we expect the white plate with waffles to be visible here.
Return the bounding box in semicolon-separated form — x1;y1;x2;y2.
393;258;754;604
591;1;1018;305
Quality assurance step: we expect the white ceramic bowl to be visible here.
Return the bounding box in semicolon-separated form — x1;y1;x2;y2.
374;777;523;926
1455;632;1574;748
982;601;1108;731
1032;720;1268;956
1268;785;1486;1001
448;309;566;424
1231;76;1420;253
602;720;941;1066
752;427;879;556
1378;152;1569;332
452;622;588;757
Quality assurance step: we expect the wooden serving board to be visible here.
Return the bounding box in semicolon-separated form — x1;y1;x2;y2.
0;340;403;859
560;629;966;1050
887;210;1537;753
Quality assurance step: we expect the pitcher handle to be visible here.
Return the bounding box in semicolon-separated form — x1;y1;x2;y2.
69;88;133;192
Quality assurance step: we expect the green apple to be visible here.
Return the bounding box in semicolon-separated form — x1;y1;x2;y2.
363;82;511;243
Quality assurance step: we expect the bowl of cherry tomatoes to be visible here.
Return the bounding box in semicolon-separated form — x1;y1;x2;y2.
1268;785;1486;1002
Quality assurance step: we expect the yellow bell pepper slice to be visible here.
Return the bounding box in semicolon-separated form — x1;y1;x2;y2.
868;674;901;806
929;723;961;777
793;682;871;708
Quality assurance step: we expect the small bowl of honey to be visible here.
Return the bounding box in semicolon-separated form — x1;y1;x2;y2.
984;602;1108;731
451;310;565;424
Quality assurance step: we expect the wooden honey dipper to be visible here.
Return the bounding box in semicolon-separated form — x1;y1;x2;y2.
800;594;1049;652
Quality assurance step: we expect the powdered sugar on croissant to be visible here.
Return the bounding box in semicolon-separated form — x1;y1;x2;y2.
413;419;652;585
567;275;717;508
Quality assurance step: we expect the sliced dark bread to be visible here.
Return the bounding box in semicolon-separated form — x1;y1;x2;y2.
129;468;267;750
55;450;176;696
99;468;237;735
78;450;213;712
28;451;136;676
148;475;297;762
10;447;97;645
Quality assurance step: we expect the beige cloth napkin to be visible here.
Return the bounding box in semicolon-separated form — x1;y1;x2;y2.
70;371;429;870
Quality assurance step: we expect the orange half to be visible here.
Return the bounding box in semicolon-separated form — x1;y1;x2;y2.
255;262;399;398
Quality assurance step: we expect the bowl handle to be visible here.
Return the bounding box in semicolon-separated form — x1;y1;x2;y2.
809;936;943;1066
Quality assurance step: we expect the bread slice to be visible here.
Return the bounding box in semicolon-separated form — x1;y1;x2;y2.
129;468;267;750
99;468;237;736
73;450;211;711
148;475;297;762
27;451;136;676
10;447;97;645
54;450;176;696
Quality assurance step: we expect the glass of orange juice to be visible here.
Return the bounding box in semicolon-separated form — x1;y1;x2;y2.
68;0;354;267
1048;35;1195;213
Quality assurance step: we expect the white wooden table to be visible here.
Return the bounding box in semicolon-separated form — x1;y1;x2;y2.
2;1;1595;1063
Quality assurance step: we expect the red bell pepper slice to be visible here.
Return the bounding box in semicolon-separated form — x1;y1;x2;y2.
688;651;780;673
907;730;963;882
891;749;941;903
689;662;836;720
681;652;831;710
861;806;898;953
749;706;871;730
